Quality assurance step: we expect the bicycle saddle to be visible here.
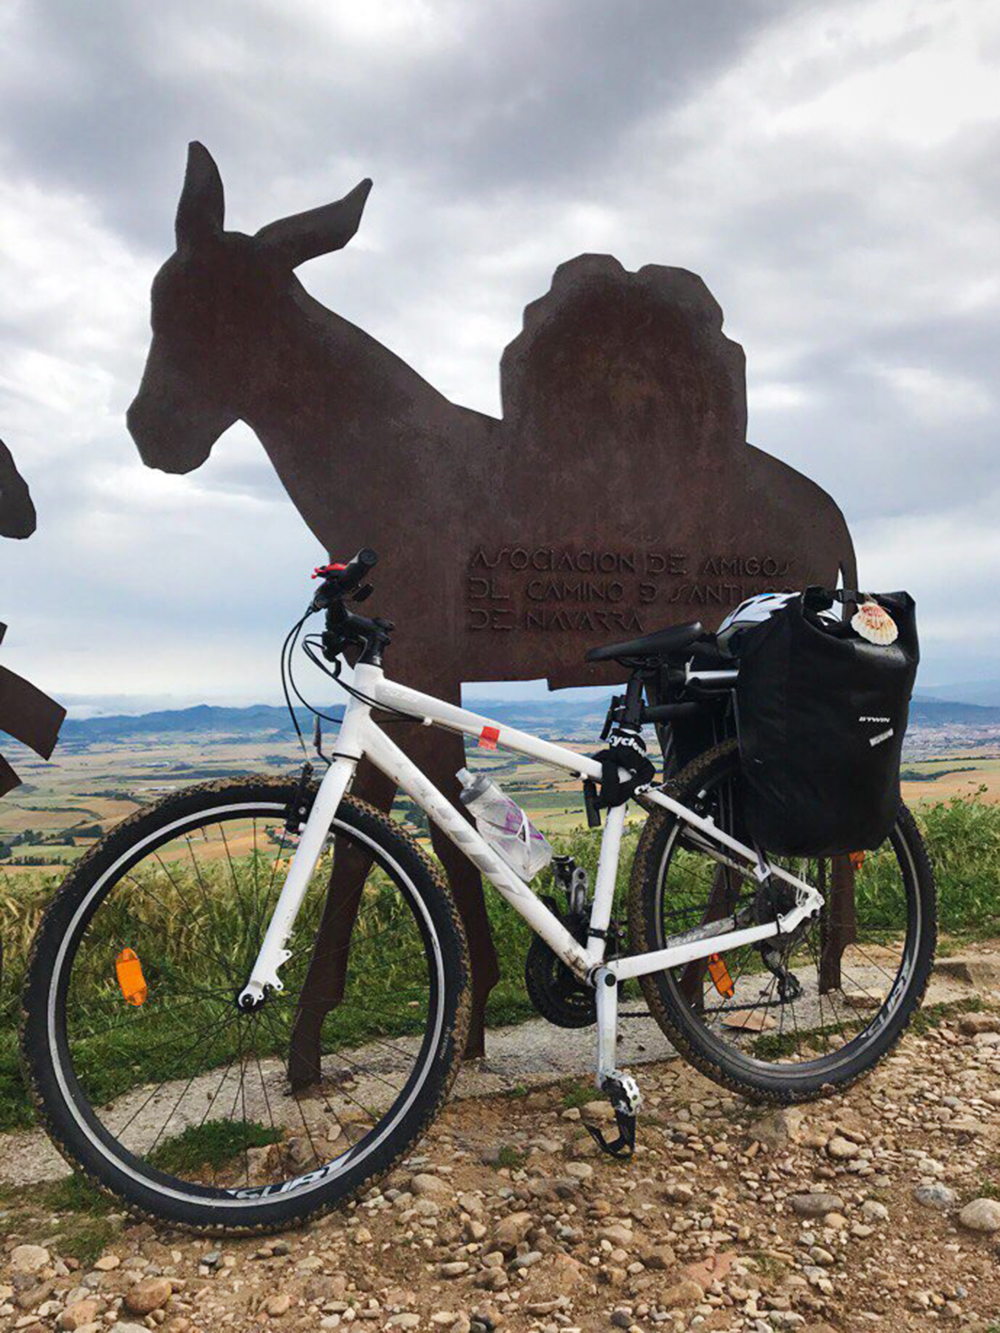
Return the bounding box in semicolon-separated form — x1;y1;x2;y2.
585;621;703;664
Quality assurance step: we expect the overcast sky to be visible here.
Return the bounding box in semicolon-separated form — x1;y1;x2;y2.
0;0;998;714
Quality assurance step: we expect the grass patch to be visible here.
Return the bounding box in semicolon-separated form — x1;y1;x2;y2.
908;995;982;1037
746;1252;788;1280
561;1080;596;1109
753;1022;857;1060
38;1172;116;1216
918;790;1000;936
0;1177;120;1266
149;1119;282;1176
51;1214;121;1267
0;844;473;1133
0;827;637;1133
492;1145;527;1171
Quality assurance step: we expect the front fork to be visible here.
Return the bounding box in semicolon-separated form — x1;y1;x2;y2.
237;754;358;1009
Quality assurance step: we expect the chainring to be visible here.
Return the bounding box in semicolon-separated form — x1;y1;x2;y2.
524;929;596;1029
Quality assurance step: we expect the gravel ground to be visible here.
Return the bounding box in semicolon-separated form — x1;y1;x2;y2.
0;955;975;1192
2;960;1000;1333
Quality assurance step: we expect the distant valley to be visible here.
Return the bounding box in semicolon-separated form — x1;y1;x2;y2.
4;686;998;874
54;693;1000;747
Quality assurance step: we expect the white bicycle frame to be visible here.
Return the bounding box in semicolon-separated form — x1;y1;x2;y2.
239;661;824;1087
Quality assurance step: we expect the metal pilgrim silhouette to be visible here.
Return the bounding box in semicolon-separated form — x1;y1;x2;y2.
0;439;36;541
128;143;858;1074
0;441;65;797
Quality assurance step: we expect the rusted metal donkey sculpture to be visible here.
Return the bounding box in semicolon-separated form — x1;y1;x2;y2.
129;143;858;1079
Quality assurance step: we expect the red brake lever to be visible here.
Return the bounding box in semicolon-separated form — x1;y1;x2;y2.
312;562;347;579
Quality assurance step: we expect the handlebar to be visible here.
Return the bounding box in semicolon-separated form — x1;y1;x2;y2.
313;547;378;598
310;548;393;666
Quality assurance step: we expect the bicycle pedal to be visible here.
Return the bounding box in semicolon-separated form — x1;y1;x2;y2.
585;1072;641;1160
585;1107;637;1159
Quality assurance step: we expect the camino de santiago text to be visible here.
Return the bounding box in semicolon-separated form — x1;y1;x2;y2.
466;547;794;632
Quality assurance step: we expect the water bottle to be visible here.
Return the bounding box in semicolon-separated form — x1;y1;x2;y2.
456;768;553;881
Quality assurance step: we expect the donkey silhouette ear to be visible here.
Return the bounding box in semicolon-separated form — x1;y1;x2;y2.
175;142;225;247
255;179;372;268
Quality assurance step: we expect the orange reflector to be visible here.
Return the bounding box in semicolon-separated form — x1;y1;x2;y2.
849;851;866;871
707;953;735;999
115;948;147;1006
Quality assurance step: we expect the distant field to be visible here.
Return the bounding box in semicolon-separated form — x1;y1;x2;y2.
901;755;1000;806
2;724;998;885
0;730;599;880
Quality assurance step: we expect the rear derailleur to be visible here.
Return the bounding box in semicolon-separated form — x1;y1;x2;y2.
755;872;805;1002
525;856;620;1029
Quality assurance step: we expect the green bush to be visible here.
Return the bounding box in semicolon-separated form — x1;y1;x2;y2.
917;788;1000;934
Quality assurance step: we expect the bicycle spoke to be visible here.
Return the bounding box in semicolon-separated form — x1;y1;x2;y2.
111;1008;240;1142
50;793;450;1213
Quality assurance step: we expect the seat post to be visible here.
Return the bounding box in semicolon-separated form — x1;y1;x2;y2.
624;672;645;727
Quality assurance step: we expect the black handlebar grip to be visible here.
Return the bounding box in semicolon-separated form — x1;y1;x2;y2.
337;548;378;593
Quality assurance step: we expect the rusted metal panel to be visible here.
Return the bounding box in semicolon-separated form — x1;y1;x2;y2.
819;856;859;993
1;443;64;792
0;664;67;760
129;144;858;1068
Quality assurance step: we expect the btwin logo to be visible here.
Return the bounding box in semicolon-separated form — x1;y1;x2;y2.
859;715;894;747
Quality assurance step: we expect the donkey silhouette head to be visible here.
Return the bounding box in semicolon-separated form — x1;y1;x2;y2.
128;142;372;473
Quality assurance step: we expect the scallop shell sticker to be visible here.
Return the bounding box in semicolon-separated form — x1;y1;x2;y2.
852;600;898;646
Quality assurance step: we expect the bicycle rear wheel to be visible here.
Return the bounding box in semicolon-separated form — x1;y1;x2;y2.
629;741;936;1102
22;778;470;1231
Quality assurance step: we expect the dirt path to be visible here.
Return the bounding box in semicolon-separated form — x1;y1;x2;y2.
0;961;976;1191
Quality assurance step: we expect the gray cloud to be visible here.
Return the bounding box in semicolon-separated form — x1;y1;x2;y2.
0;0;998;702
0;1;794;239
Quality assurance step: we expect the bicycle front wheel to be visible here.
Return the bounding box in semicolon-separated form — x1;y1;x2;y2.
22;778;470;1232
628;741;936;1102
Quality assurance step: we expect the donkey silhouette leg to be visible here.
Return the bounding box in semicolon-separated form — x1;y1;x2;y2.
819;855;857;993
287;714;501;1084
287;758;396;1090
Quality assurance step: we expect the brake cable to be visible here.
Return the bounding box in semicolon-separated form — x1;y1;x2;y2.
278;607;420;767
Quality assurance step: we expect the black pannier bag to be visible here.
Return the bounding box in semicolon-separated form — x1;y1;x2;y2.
736;588;918;858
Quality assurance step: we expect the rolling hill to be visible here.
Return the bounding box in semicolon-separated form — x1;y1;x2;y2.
47;693;1000;748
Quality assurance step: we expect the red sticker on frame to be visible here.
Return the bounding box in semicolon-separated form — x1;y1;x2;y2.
479;726;500;750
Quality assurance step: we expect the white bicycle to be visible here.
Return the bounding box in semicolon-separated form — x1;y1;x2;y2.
23;550;935;1231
